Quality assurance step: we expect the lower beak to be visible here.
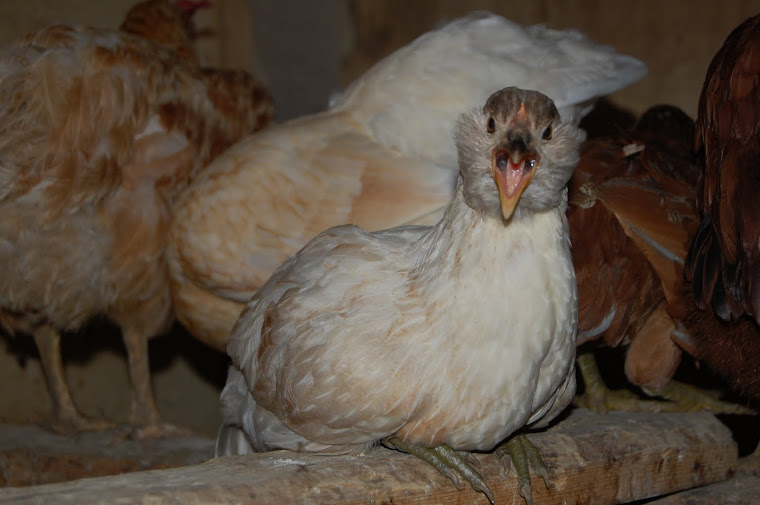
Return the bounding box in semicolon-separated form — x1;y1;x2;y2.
492;149;537;220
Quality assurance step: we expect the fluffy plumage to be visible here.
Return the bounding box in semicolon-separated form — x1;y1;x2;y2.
168;12;647;352
216;87;582;502
569;106;700;394
119;0;206;63
0;3;273;435
682;14;760;402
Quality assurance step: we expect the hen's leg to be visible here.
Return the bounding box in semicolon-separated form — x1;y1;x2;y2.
383;437;494;504
645;380;756;414
496;434;548;505
121;327;182;439
33;325;113;433
573;352;662;413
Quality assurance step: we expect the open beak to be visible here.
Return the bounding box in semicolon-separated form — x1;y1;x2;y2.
492;144;537;220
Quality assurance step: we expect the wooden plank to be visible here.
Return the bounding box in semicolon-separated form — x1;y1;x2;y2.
0;425;214;487
644;473;760;505
646;452;760;505
0;409;737;504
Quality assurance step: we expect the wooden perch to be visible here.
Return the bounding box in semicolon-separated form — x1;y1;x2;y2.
645;451;760;505
645;473;759;505
0;424;214;486
0;409;737;505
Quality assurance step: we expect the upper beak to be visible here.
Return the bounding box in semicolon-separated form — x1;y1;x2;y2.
492;138;538;220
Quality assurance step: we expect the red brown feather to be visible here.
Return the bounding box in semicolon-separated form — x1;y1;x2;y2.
688;14;760;323
570;105;700;392
681;14;760;403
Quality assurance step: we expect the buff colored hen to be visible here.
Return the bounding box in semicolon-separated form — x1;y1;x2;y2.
216;87;582;504
168;12;647;352
0;0;273;437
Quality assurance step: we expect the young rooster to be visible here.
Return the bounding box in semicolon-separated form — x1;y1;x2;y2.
217;88;583;504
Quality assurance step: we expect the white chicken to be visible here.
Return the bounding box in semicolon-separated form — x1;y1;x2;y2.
168;12;648;352
217;87;583;504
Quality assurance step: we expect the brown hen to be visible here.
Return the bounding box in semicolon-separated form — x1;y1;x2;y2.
682;14;760;404
0;1;273;437
569;105;711;409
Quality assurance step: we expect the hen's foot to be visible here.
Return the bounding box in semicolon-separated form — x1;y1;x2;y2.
496;434;548;505
575;352;756;415
646;380;756;415
383;437;494;504
47;413;115;436
130;421;197;440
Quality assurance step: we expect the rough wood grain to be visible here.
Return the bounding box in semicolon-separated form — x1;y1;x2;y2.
0;425;214;486
646;452;760;505
0;409;738;505
644;473;759;505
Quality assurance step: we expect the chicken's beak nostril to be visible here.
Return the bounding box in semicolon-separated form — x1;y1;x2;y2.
495;151;509;172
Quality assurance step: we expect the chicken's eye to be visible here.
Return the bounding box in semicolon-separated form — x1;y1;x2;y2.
487;117;495;133
542;125;553;140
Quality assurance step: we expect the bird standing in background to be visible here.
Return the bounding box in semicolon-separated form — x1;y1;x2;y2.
217;87;583;504
568;106;707;411
0;0;274;437
681;14;760;405
168;12;647;353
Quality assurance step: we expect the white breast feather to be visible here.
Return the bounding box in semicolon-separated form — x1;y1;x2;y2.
225;195;577;453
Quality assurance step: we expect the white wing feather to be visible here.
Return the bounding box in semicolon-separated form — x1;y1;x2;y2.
169;12;646;349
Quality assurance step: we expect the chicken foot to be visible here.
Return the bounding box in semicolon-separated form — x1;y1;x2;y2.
383;437;494;504
641;380;756;415
496;434;549;505
33;324;114;434
573;352;661;413
574;352;755;415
